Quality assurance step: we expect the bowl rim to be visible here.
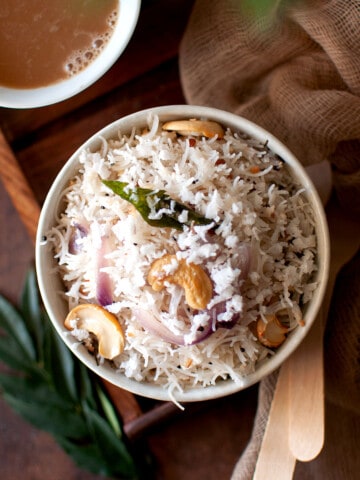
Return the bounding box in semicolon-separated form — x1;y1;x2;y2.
0;0;141;109
35;104;330;403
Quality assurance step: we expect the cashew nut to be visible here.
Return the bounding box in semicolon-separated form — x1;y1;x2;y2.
255;314;288;348
147;254;213;310
162;119;225;139
64;304;125;360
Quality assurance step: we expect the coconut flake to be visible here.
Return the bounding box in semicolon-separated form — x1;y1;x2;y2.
48;114;319;390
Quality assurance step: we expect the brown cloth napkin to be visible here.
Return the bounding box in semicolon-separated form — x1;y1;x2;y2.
179;0;360;478
179;0;360;214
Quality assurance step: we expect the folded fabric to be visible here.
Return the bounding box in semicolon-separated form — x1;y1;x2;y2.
180;0;360;213
179;0;360;478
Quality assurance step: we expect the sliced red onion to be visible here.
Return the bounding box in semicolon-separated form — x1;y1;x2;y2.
233;243;252;282
68;222;88;254
191;323;214;344
133;309;213;346
97;273;113;307
205;243;251;328
96;235;114;307
208;300;241;329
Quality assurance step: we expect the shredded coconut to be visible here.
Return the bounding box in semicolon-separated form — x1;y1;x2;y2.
47;115;319;395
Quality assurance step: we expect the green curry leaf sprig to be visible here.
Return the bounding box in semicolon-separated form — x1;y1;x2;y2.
0;269;149;479
240;0;300;18
102;180;214;231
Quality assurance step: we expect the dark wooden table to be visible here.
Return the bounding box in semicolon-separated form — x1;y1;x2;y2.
0;1;258;478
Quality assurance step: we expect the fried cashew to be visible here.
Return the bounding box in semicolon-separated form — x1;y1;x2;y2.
255;314;288;348
162;119;225;139
147;253;213;310
64;304;125;360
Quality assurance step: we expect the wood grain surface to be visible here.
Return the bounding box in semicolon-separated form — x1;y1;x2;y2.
1;2;358;479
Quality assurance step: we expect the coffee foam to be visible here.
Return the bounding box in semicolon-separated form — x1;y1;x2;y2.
65;10;117;77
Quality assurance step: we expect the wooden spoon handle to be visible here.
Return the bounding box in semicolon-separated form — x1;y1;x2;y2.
254;365;296;480
287;197;360;462
288;311;324;461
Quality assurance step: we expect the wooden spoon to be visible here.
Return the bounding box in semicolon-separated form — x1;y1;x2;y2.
288;198;359;461
287;305;325;461
254;197;359;478
253;364;296;480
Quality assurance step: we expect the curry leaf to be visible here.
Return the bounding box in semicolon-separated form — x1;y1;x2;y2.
2;391;89;439
0;269;145;479
77;361;97;408
0;295;36;361
0;373;71;411
43;320;78;403
20;269;44;361
102;179;214;230
241;0;280;17
0;336;38;374
95;383;122;438
56;436;113;476
82;400;138;478
240;0;300;22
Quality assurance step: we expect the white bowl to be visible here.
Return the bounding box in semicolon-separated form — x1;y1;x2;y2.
0;0;141;109
36;105;330;403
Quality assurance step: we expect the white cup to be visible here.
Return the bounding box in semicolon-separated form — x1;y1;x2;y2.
0;0;141;109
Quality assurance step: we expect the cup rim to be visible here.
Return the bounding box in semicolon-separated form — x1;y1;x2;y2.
35;105;330;403
0;0;141;109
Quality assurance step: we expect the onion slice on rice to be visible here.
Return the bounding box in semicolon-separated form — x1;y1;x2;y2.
133;308;214;346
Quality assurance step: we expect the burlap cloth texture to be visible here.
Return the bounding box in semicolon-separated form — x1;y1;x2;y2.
179;1;360;479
